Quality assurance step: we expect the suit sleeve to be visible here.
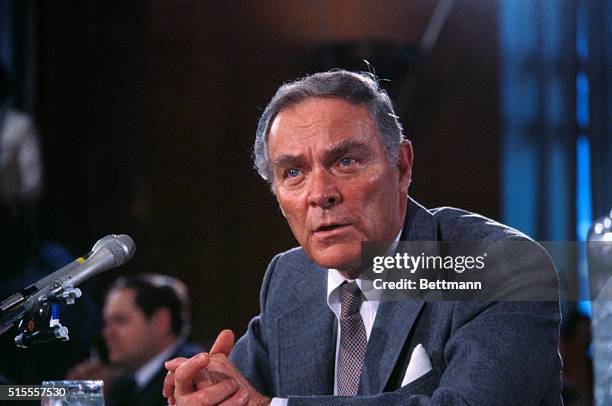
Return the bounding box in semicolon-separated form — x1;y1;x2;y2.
230;253;281;397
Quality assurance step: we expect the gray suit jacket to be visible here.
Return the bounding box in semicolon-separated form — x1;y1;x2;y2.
230;199;562;405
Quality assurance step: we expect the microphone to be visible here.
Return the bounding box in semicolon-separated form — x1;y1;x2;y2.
0;234;136;337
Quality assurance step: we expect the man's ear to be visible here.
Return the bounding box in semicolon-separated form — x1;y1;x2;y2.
151;308;173;336
396;140;413;194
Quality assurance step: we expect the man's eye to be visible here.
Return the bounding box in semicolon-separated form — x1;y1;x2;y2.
339;157;356;166
286;168;301;178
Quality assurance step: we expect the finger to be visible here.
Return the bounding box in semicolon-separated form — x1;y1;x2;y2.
174;353;210;396
218;387;249;406
210;329;235;357
165;356;191;372
194;365;218;389
162;370;175;398
163;370;181;406
210;371;231;384
194;355;269;406
164;355;200;403
205;354;236;377
190;379;239;405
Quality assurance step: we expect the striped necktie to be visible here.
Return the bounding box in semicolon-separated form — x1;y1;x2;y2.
336;281;367;396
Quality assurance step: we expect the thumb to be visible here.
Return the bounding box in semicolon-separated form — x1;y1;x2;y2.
210;329;235;356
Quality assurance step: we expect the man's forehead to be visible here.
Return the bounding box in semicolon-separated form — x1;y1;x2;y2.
272;97;372;126
104;301;140;320
268;98;379;152
104;287;136;309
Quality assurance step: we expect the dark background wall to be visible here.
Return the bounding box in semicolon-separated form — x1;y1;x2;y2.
34;0;499;343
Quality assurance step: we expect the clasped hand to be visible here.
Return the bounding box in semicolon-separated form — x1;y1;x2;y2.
163;330;270;406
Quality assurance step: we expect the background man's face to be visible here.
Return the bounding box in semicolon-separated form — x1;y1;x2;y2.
268;97;411;275
102;288;158;371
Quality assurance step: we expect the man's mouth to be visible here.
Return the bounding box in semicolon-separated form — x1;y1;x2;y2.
314;223;351;234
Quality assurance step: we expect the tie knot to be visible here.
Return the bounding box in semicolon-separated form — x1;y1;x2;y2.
340;281;363;318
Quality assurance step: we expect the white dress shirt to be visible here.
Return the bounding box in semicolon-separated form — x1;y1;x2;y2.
134;340;179;389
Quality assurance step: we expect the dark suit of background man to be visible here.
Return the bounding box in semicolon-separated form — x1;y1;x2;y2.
164;70;562;405
68;273;203;406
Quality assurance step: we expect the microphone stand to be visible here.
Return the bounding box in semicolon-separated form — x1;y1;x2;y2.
5;283;82;348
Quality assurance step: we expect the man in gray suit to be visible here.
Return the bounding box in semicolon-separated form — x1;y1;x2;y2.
164;70;562;405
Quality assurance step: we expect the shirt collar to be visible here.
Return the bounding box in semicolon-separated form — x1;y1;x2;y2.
326;228;403;306
134;339;180;388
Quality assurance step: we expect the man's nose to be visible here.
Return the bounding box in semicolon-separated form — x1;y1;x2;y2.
308;168;341;209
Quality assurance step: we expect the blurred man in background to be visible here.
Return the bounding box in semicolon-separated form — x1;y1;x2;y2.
68;273;203;406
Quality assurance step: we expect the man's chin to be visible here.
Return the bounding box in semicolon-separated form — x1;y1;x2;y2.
307;246;362;273
108;352;128;368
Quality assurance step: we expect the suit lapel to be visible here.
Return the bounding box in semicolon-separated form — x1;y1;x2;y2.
277;263;336;396
359;299;425;395
360;198;437;395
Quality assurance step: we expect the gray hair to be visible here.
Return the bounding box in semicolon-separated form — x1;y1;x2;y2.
253;70;405;182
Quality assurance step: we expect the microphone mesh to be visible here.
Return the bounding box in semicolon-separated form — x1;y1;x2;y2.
104;240;127;266
117;234;136;260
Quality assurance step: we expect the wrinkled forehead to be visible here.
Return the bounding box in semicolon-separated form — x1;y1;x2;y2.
268;97;379;148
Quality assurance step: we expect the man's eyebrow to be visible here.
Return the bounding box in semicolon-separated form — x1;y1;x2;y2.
271;154;304;168
270;140;373;169
326;139;372;157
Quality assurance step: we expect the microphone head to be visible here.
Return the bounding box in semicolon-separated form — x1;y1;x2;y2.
117;234;136;261
101;234;136;266
92;235;117;253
